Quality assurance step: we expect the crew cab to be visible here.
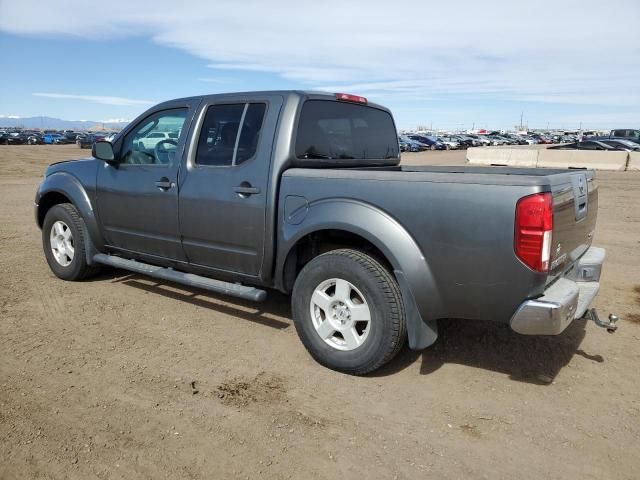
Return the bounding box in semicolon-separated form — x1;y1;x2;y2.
34;91;616;375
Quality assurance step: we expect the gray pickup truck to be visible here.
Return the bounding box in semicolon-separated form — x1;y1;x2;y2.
35;90;616;374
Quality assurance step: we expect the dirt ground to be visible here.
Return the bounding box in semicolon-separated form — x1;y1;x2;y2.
1;145;639;480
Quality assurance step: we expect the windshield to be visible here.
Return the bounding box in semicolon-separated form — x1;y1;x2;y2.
296;100;399;160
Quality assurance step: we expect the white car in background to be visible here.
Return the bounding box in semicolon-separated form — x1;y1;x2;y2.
137;131;179;150
437;136;460;150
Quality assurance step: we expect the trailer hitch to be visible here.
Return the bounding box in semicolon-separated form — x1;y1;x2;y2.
583;308;618;333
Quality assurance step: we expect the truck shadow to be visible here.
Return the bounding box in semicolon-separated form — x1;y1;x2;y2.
101;271;292;330
91;270;603;384
374;318;603;384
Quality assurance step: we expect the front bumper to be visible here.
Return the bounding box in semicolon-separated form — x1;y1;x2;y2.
510;246;605;335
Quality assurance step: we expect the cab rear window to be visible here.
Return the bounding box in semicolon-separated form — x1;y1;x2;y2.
295;100;399;162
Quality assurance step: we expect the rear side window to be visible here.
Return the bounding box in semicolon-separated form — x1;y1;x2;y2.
295;100;399;161
236;103;266;164
195;103;266;166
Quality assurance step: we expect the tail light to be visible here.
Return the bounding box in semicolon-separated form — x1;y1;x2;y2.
515;192;553;272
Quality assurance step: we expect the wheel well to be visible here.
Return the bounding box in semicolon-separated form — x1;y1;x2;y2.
37;192;71;227
281;229;393;292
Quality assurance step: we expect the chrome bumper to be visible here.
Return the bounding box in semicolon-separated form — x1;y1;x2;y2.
510;246;605;335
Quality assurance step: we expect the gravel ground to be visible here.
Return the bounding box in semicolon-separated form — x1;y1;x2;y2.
1;145;639;479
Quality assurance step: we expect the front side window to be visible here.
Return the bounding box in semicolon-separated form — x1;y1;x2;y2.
195;103;266;166
295;100;399;161
121;108;187;165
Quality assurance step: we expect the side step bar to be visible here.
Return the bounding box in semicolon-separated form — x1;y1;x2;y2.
92;253;267;302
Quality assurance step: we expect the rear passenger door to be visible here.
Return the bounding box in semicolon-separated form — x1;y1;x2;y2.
178;95;283;278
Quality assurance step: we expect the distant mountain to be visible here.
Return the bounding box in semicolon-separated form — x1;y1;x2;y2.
0;116;129;131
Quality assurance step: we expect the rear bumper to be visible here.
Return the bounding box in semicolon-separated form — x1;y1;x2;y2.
510;246;604;335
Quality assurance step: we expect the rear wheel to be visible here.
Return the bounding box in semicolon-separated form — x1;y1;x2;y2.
292;249;406;375
42;203;100;281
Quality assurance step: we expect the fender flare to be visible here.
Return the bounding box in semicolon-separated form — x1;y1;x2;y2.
36;172;104;263
276;198;445;350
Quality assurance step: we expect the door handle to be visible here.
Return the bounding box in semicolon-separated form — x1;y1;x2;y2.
155;178;173;190
233;184;261;196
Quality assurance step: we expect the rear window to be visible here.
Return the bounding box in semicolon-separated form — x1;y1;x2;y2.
295;100;399;161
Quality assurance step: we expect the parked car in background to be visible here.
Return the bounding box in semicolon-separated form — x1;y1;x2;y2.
548;141;625;151
137;131;179;150
55;132;79;144
26;133;44;145
598;139;640;151
486;135;509;146
610;129;640;141
437;136;461;150
77;133;105;149
2;132;26;145
530;134;553;144
466;134;492;146
592;135;640;147
456;135;482;147
406;134;447;150
503;134;528;145
398;136;420;152
400;136;424;151
43;134;65;144
446;135;474;149
519;135;538;145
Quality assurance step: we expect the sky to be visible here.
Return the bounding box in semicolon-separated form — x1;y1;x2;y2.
0;0;638;130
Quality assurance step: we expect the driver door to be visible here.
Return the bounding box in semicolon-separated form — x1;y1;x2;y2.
96;101;199;261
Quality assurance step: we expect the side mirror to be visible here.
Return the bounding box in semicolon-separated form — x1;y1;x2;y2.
92;140;117;164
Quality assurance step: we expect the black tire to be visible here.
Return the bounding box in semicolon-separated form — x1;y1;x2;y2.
42;203;100;281
292;249;406;375
430;145;436;151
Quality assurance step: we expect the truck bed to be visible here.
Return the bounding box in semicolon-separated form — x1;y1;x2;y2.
289;164;590;186
281;165;597;323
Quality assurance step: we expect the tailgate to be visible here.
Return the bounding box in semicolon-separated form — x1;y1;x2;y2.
548;171;598;282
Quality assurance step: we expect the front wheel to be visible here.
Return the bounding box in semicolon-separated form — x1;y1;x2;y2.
42;203;100;281
292;249;406;375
